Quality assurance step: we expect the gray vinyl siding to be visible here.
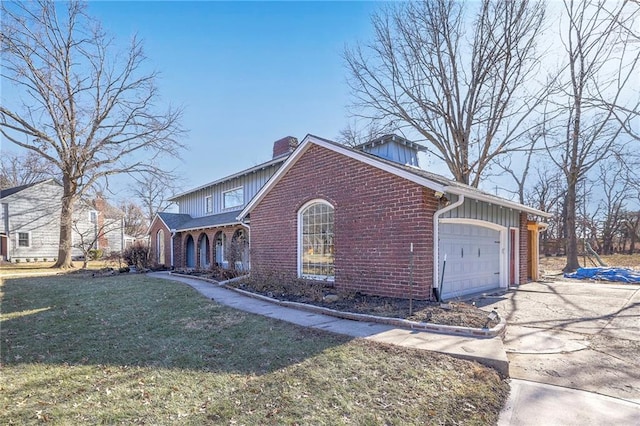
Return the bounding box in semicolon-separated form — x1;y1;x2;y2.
2;181;124;261
440;194;521;228
175;164;281;217
2;181;62;260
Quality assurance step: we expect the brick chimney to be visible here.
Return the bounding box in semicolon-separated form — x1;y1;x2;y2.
272;136;298;158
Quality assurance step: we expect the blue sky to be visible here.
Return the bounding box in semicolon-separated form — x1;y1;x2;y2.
87;1;383;191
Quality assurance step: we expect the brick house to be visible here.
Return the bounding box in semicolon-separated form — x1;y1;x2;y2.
148;137;297;270
150;134;549;300
238;135;550;300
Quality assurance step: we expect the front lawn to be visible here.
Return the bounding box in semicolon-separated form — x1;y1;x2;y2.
1;274;508;425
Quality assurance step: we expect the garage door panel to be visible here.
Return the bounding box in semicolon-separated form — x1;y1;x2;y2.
439;223;501;299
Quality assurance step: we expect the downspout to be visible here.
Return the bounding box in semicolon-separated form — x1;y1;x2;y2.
238;213;251;273
243;222;250;272
433;193;465;300
170;230;176;269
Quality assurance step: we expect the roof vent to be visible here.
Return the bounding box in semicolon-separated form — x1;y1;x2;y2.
356;134;425;167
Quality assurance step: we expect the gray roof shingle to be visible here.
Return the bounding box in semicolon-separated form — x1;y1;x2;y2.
158;210;243;232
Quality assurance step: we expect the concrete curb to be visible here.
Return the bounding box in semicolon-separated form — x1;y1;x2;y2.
171;272;506;339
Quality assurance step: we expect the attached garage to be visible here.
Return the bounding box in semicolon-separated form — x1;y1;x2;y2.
238;134;551;301
438;221;506;299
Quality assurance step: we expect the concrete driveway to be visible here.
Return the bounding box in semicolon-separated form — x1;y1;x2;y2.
478;279;640;404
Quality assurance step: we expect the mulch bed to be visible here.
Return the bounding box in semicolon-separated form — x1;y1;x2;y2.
221;277;498;329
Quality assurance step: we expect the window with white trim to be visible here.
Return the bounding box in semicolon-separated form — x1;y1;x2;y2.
89;211;98;223
223;187;244;209
205;195;213;213
18;232;30;247
299;200;334;280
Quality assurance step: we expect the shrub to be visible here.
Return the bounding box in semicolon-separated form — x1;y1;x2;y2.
25;258;31;263
14;259;20;263
122;242;151;269
43;258;48;262
88;249;104;260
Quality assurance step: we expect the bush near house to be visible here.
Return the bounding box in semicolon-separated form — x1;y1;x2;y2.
88;249;103;260
122;242;151;269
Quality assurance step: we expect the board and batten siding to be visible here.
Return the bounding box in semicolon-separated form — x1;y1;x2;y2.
176;164;281;217
439;194;521;228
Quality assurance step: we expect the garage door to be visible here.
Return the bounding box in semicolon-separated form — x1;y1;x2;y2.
438;224;501;299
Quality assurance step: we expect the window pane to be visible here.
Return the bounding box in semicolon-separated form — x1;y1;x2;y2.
18;232;29;247
300;202;334;279
223;188;244;209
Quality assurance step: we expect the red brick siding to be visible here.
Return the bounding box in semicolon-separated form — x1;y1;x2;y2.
173;226;246;269
250;144;438;299
519;212;529;284
272;136;298;158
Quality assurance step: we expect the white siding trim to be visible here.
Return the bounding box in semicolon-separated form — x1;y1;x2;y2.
16;230;31;248
510;227;520;286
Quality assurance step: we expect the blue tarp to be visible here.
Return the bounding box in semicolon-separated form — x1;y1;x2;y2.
564;267;640;283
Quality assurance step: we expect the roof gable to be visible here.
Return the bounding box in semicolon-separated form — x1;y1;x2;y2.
238;134;550;220
0;179;59;199
155;212;192;231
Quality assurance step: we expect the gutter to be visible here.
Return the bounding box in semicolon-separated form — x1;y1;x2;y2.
170;230;176;268
432;193;465;298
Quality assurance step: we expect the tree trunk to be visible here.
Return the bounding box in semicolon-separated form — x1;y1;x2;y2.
563;181;580;272
53;178;76;269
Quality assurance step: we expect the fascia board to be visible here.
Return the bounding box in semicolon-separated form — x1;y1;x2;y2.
309;136;447;193
445;186;552;218
176;221;242;233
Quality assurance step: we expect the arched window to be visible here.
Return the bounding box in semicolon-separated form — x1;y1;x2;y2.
156;229;165;265
298;200;334;280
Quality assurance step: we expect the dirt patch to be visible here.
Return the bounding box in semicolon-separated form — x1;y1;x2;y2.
226;278;499;329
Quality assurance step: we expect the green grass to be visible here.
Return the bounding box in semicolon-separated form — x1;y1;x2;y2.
1;274;509;425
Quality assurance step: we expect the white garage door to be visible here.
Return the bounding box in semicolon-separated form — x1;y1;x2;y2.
438;224;501;299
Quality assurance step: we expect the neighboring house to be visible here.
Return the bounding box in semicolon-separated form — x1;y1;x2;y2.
148;136;298;270
0;179;126;262
150;134;550;300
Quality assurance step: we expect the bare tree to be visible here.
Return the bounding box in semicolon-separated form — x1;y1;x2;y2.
526;166;565;255
544;0;639;271
129;172;182;225
0;150;56;188
119;201;148;238
596;161;630;254
336;120;387;147
0;1;184;268
344;0;547;186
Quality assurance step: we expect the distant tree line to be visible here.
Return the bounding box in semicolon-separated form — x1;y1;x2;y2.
342;0;640;269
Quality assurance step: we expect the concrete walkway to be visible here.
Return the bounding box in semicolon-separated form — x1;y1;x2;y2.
149;272;640;425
